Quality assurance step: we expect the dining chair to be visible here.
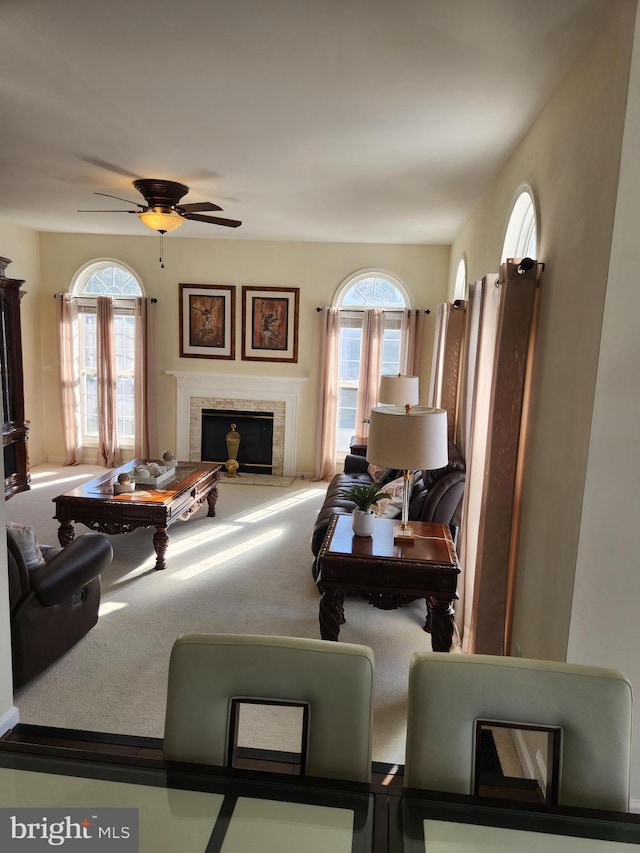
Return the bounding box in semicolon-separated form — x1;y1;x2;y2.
164;633;375;783
404;652;632;811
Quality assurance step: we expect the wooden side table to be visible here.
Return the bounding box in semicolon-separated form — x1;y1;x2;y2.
316;515;460;651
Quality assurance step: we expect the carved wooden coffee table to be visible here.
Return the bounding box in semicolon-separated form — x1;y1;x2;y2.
53;460;221;570
315;515;460;651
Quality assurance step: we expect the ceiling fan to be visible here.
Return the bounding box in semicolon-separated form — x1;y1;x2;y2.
79;178;241;267
79;178;242;233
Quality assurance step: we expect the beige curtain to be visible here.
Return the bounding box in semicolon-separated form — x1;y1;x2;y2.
400;308;425;377
55;293;82;465
313;308;341;481
96;296;121;468
134;297;157;459
355;308;384;436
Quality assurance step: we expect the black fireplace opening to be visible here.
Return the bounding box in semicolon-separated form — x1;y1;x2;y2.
201;409;274;475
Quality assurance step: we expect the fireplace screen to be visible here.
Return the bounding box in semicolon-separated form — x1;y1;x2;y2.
201;408;274;474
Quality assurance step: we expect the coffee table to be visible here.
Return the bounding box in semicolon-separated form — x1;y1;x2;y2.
52;459;221;570
315;515;460;651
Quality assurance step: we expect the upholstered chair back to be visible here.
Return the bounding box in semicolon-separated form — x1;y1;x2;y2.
164;633;375;783
405;652;632;811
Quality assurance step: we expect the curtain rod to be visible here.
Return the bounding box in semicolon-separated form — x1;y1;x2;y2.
54;295;158;303
316;306;431;314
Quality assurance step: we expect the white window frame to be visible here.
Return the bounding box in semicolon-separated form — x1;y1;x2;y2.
71;260;143;449
333;270;410;454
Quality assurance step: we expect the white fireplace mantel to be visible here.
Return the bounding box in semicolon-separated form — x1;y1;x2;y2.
167;372;307;476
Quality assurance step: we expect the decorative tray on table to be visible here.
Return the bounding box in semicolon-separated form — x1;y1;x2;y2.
131;466;176;488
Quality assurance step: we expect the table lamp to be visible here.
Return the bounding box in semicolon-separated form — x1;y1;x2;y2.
366;404;448;544
378;374;419;407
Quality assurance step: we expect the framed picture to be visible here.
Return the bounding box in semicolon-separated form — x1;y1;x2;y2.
242;286;300;362
179;284;235;359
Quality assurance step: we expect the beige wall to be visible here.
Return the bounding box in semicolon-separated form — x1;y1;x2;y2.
37;234;449;473
448;0;636;663
568;0;640;804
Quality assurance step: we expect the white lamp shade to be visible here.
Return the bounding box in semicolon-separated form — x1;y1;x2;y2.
366;406;448;471
378;374;420;406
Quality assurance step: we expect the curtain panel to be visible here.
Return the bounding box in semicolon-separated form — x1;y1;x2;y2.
313;307;341;481
55;293;82;465
355;308;384;437
400;308;425;378
427;301;467;442
134;297;157;459
429;263;540;655
96;296;122;468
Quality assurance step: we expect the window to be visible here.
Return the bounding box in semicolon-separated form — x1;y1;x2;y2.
453;257;467;301
73;262;143;445
502;187;537;262
335;272;409;452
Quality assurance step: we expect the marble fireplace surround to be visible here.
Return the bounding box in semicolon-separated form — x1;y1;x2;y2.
167;372;307;477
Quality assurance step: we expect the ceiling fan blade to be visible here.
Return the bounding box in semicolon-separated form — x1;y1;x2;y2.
94;191;146;208
78;209;139;213
178;202;223;213
183;213;242;228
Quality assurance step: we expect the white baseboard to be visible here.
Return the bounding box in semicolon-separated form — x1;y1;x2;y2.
0;705;19;736
630;798;640;813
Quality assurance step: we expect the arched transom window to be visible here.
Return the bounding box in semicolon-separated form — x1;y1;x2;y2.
502;188;538;262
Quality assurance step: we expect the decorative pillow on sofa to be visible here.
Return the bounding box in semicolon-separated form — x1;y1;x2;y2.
6;522;46;571
374;473;419;518
367;464;402;486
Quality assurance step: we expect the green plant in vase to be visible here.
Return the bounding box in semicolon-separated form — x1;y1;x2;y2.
338;483;391;536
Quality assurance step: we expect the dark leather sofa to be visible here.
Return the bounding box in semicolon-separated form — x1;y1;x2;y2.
7;530;113;687
311;443;466;573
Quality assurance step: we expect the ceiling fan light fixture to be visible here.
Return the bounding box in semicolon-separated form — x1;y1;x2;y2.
138;209;183;232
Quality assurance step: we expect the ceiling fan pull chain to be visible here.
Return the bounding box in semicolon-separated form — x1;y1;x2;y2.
159;230;165;268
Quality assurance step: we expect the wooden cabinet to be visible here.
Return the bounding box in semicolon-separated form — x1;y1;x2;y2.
0;257;29;499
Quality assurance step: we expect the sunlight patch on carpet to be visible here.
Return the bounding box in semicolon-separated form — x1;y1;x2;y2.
169;529;284;581
235;488;326;523
98;601;128;617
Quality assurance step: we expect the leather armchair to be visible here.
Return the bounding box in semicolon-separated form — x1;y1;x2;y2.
7;530;113;687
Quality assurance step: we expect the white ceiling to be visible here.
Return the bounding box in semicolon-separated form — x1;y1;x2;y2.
0;0;610;244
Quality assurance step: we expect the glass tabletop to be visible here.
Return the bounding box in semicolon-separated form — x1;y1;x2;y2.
398;793;640;852
0;751;373;853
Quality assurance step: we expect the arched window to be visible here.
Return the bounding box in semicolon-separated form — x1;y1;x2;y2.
501;187;538;262
334;271;410;452
72;261;143;443
453;257;467;301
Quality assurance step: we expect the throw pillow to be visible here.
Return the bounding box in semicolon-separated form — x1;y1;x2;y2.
367;464;402;486
6;522;46;571
367;463;386;483
374;473;418;518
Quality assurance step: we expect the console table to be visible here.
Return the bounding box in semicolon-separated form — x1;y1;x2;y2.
52;460;221;570
315;515;460;651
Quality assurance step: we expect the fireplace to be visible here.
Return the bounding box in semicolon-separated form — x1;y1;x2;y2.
201;409;275;474
168;372;307;477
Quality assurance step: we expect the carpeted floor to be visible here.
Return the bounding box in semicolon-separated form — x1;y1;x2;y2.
7;463;456;765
